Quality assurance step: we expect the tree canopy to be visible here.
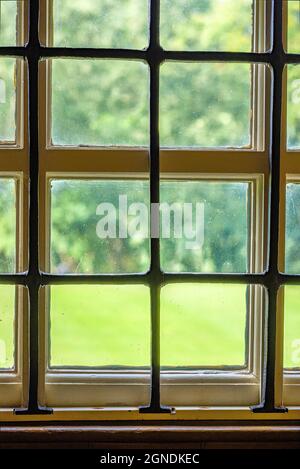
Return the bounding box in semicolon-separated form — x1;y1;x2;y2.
0;0;299;274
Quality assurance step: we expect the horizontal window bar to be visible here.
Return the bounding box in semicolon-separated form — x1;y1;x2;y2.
2;272;300;287
0;46;300;65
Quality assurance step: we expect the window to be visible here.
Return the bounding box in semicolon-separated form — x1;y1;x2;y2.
1;0;300;421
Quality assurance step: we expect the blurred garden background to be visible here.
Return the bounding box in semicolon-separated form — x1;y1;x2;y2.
0;0;299;370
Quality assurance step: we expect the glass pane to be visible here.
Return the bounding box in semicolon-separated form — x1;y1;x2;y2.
49;285;150;368
50;179;150;274
285;183;300;273
0;179;16;273
160;0;253;52
287;65;300;148
160;62;251;147
284;286;300;369
51;59;149;146
0;285;15;369
160;181;249;273
0;0;18;46
287;0;300;53
161;283;254;367
51;0;149;49
0;58;16;142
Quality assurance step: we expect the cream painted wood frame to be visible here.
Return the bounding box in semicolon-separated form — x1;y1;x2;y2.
0;1;29;409
5;0;300;420
33;0;272;412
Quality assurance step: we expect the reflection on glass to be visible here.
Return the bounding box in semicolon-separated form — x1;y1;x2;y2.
50;179;150;274
287;65;300;148
160;181;249;273
0;1;18;46
160;0;253;52
161;283;252;367
51;59;149;146
49;285;150;368
52;0;149;49
0;58;16;142
286;183;300;273
160;62;251;147
0;285;15;369
284;286;300;369
288;0;300;53
0;179;16;272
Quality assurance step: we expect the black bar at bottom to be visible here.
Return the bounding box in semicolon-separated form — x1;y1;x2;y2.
252;0;286;414
139;283;172;414
14;0;52;415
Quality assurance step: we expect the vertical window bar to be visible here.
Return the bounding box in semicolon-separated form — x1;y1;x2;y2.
139;0;171;413
14;0;52;415
252;0;287;413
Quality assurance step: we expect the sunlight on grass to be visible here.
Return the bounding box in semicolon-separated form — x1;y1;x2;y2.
0;285;15;369
50;285;151;367
50;284;249;368
161;284;247;367
284;286;300;369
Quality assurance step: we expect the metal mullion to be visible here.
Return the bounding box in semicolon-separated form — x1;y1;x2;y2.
4;272;300;287
163;273;300;287
0;274;27;285
139;0;169;414
1;48;300;65
13;0;52;415
162;273;268;286
252;0;286;414
0;47;271;61
40;273;150;286
286;54;300;64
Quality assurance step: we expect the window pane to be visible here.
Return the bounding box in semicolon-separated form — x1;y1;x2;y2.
0;179;16;273
0;0;18;46
160;181;249;273
286;183;300;273
160;62;251;147
0;58;16;142
161;284;253;367
0;285;15;369
160;0;253;52
287;65;300;149
51;59;149;146
287;0;300;53
50;179;150;274
284;286;300;369
49;285;150;368
51;0;149;49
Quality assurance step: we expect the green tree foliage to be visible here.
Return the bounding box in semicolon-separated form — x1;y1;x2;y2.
0;179;15;272
287;0;300;54
51;180;248;274
0;1;300;276
0;1;17;141
48;0;252;274
51;59;149;146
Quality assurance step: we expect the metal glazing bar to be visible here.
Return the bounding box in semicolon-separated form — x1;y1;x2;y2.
252;0;287;414
14;0;52;415
139;0;171;414
3;271;300;287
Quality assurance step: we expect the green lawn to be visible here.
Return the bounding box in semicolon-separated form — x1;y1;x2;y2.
284;287;300;368
1;284;300;369
50;284;247;368
0;285;14;369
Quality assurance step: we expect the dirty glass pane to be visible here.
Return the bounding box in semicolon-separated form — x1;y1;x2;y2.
51;0;149;49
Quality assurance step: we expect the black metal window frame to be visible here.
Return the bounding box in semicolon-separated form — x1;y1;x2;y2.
0;0;297;416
